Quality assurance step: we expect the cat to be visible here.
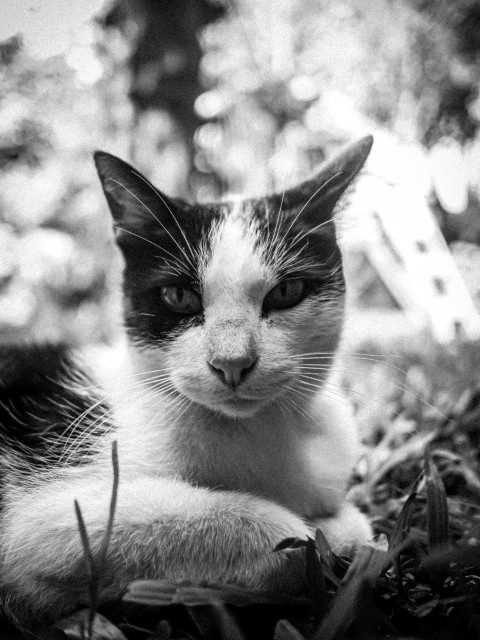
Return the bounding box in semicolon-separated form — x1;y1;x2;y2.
0;135;373;625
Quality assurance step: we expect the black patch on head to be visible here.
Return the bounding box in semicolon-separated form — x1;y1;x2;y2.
0;347;111;484
235;138;374;304
120;203;223;346
95;150;226;346
95;139;372;343
239;193;345;307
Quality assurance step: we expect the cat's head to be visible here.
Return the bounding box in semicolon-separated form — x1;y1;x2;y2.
95;137;372;418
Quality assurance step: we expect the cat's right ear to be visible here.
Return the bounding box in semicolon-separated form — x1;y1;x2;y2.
94;151;180;238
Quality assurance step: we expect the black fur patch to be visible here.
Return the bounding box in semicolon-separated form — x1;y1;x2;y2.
120;194;344;345
244;195;345;298
120;203;223;346
0;346;111;475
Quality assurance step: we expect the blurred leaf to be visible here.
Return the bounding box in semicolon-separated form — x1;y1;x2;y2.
148;620;172;640
311;546;387;640
313;527;344;588
425;451;450;550
388;474;422;554
54;609;127;640
273;619;306;640
462;521;480;546
314;527;333;564
274;538;307;552
210;603;246;640
425;542;480;570
406;595;440;618
123;579;309;609
305;537;327;623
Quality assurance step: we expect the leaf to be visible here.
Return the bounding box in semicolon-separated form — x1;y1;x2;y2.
311;547;387;640
74;441;120;639
347;582;383;640
3;620;66;640
74;500;95;583
98;441;120;567
149;620;172;640
424;542;480;570
424;451;449;550
461;521;480;546
274;620;307;640
314;527;334;565
388;474;422;553
210;603;246;640
406;595;440;618
366;431;437;489
123;579;309;609
54;610;127;640
313;527;346;588
305;537;327;623
274;537;308;552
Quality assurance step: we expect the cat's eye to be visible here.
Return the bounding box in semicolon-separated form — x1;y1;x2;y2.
263;279;306;312
160;286;202;315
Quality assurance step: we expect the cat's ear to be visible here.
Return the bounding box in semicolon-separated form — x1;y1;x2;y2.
94;151;180;237
280;136;373;229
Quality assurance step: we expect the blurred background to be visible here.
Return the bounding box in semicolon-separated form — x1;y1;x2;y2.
1;0;480;349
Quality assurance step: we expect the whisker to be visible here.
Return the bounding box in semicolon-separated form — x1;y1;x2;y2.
131;170;197;270
286;217;336;253
292;351;402;358
294;375;424;422
292;353;409;377
108;179;196;273
114;227;190;271
265;182;288;263
280;172;343;241
170;397;194;424
282;386;313;421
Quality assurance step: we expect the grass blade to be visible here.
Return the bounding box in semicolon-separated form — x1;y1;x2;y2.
98;441;120;566
274;538;307;552
388;474;422;553
123;579;309;609
305;537;327;623
210;603;246;640
424;451;449;550
314;527;334;566
311;546;387;640
74;441;119;639
274;619;307;640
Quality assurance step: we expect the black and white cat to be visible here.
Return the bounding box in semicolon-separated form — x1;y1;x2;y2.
0;136;372;624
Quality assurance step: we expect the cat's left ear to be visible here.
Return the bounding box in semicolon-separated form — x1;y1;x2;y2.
279;135;373;229
94;151;181;237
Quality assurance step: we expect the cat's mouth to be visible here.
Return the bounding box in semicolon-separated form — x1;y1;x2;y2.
214;394;268;417
174;372;293;418
222;394;264;407
180;384;272;417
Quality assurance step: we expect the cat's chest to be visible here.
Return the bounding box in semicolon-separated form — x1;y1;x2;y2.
163;407;353;519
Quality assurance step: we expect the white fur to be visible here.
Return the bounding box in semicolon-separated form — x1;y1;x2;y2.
0;206;370;623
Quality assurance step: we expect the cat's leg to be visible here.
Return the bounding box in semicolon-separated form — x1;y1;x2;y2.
0;473;310;624
314;503;372;555
305;393;371;554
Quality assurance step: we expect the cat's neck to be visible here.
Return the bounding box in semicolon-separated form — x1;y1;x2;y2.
100;342;359;518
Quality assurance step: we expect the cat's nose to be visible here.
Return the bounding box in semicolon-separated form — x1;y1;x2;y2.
208;355;258;388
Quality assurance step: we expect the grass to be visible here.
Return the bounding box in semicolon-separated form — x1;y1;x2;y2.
7;339;480;640
73;441;119;639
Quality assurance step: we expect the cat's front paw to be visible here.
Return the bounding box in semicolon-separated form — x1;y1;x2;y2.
313;503;371;556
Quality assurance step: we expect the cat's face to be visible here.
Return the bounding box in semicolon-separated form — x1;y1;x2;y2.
95;137;372;418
